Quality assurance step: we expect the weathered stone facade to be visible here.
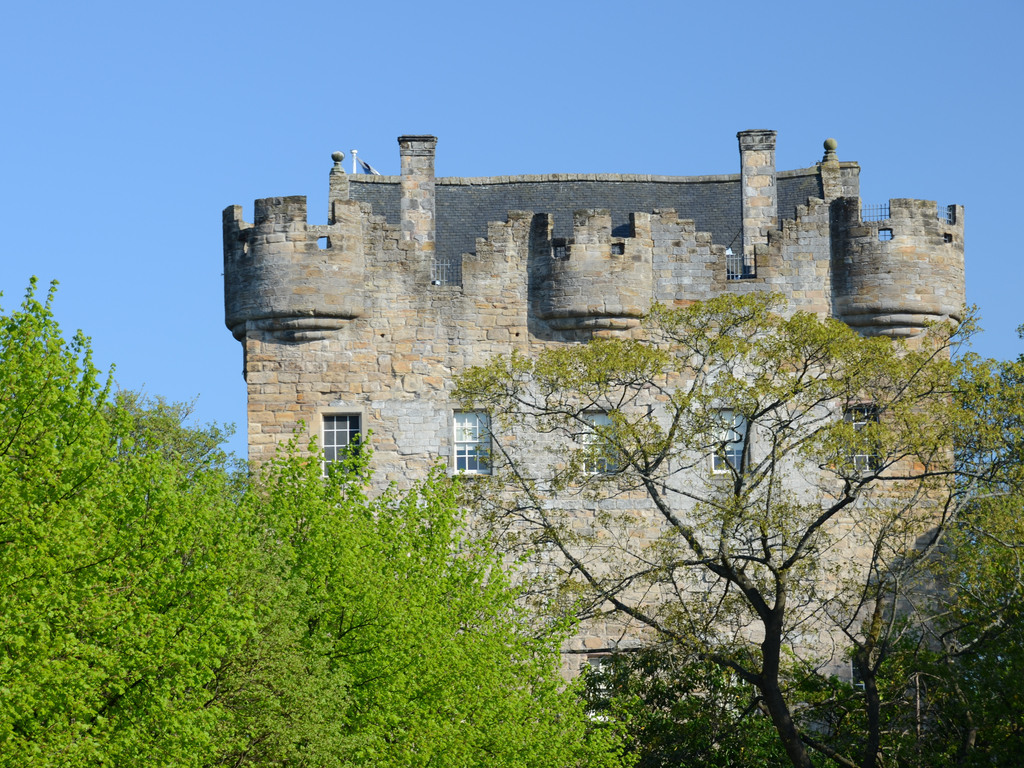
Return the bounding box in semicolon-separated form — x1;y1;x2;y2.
222;130;965;665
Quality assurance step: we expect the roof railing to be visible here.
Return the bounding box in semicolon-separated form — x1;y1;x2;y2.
861;203;890;222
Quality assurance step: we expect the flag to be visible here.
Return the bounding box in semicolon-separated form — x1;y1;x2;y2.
359;159;382;176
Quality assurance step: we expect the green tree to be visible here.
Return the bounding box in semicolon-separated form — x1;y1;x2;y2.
890;334;1024;765
454;293;1016;768
0;280;624;768
216;442;625;768
581;648;786;768
0;280;254;765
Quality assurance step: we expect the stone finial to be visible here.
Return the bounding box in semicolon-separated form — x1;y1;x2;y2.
328;151;349;214
822;138;838;163
820;138;842;201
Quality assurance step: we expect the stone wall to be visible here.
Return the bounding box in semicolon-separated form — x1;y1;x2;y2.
224;130;965;666
226;131;963;468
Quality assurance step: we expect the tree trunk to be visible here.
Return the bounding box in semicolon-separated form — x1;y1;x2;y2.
859;652;882;768
761;617;815;768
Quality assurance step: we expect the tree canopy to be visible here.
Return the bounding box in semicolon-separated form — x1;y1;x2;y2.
0;280;623;768
455;293;1024;768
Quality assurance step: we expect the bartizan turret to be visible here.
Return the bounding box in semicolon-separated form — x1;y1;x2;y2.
223;151;365;342
831;193;965;337
537;209;654;332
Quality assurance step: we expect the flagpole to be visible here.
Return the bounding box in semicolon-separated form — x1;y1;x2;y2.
351;150;358;175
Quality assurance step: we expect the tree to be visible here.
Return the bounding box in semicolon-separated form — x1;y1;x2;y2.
0;280;624;768
216;442;625;768
454;293;1016;768
0;280;254;765
881;329;1024;765
581;647;787;768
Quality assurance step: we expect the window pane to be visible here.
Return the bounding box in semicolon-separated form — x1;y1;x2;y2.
583;413;617;474
454;412;490;474
714;409;746;472
323;414;361;472
844;406;878;472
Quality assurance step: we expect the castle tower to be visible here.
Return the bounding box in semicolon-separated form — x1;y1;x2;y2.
222;130;965;467
222;130;968;672
831;197;965;337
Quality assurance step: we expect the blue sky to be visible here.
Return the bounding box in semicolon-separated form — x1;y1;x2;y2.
2;0;1020;458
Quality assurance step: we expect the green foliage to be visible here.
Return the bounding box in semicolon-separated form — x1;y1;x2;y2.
581;650;786;768
0;280;253;765
218;442;624;768
0;280;625;768
455;292;1020;768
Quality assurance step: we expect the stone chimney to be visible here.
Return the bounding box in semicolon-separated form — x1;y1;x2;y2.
737;130;778;261
398;135;438;255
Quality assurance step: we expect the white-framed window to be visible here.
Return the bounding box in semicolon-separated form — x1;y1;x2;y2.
712;409;747;473
323;413;361;471
582;412;619;474
583;653;613;695
844;405;879;472
454;411;490;474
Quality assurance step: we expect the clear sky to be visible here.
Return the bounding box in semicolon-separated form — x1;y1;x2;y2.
2;0;1020;459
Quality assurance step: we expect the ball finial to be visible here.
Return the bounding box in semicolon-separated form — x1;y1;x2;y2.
331;151;345;164
823;138;838;151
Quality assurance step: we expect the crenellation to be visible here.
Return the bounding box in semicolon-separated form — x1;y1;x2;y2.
831;197;965;337
224;128;966;498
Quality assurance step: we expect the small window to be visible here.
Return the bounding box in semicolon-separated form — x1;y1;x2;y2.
610;243;625;255
844;405;879;473
878;229;893;241
552;238;568;259
943;233;953;243
454;412;490;474
726;248;755;280
323;414;361;472
713;409;747;473
851;655;868;691
317;236;330;250
582;413;619;474
584;654;612;694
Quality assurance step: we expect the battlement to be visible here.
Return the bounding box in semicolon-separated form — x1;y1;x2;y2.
832;197;965;336
223;192;365;342
222;130;965;463
223;131;961;348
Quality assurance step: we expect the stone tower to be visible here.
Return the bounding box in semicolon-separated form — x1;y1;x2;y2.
223;130;964;473
222;130;965;668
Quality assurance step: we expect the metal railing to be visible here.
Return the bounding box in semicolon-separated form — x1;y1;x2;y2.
863;203;956;225
861;203;890;222
726;250;756;280
431;254;462;287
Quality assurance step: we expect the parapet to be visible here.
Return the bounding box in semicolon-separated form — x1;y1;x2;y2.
223;193;365;341
537;209;653;332
831;197;965;336
221;132;964;348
